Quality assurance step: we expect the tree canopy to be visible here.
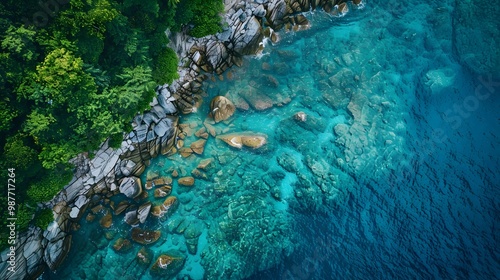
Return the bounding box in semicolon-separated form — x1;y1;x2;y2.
0;0;224;250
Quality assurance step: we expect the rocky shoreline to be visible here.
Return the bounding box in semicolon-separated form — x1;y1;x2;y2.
0;0;357;279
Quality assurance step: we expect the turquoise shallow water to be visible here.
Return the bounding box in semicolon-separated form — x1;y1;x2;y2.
48;0;499;279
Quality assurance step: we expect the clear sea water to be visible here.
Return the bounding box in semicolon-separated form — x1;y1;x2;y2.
48;0;499;279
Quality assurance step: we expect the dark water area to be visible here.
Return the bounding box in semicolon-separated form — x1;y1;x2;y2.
49;0;499;279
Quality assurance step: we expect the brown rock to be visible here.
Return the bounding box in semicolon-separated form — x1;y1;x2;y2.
209;96;236;123
91;205;103;214
338;2;349;14
176;139;184;149
190;139;207;155
179;147;193;158
113;237;133;253
152;196;178;218
204;122;217;137
217;133;267;149
154;186;172;198
178;177;195;186
114;201;130;215
197;158;214;170
150;251;186;277
100;212;112;228
105;231;115;240
191;168;208;180
86;213;95;222
146;177;172;190
233;94;250;111
239;90;274;111
172;170;179;178
131;228;161;245
178;124;193;137
194;127;206;138
217;134;242;149
241;135;267;149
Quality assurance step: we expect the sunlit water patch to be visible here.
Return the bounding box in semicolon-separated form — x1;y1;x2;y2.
49;0;499;279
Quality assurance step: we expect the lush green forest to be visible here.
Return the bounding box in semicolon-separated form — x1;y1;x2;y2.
0;0;224;249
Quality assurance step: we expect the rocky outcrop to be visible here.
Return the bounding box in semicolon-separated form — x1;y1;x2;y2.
0;87;179;280
165;0;351;114
0;1;357;279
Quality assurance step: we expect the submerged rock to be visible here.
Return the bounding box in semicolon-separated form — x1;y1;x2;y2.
150;250;186;277
151;196;179;218
294;111;307;122
99;212;112;228
112;238;133;253
114;201;130;215
137;247;154;265
154;185;172;198
217;133;267;149
197;158;214;171
209;96;236;123
146;170;159;181
190;139;207;155
178;176;195;186
131;228;161;245
146;177;172;190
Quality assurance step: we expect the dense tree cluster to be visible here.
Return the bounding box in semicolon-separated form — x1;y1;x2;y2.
0;0;224;249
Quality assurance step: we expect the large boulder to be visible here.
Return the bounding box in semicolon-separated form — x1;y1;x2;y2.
137;202;152;224
217;133;267;149
232;16;264;55
209;96;236;123
119;177;142;198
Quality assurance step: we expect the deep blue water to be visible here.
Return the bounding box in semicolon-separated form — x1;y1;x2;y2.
50;0;499;279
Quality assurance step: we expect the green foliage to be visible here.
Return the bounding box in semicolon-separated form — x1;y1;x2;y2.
153;47;179;84
76;34;104;64
1;25;38;62
0;0;226;240
0;101;18;131
3;134;38;170
35;48;97;106
38;143;77;170
109;133;124;148
16;204;35;232
24;110;55;139
189;0;224;38
172;0;223;37
35;209;54;229
27;169;73;203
